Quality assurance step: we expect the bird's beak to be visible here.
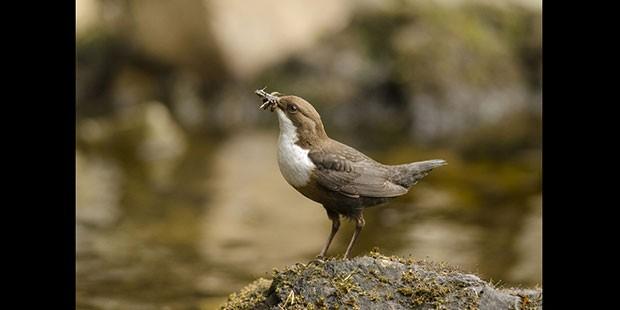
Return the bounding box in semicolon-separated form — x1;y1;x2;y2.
255;88;283;112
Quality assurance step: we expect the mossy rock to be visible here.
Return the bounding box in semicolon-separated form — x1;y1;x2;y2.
221;251;542;309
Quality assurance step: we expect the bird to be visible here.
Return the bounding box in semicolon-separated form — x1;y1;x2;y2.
255;88;446;259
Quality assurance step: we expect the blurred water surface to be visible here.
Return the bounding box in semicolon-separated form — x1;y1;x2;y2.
77;125;540;310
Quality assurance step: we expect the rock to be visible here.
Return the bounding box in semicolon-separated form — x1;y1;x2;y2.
136;101;187;162
76;0;101;38
221;251;542;309
130;0;223;70
207;0;353;79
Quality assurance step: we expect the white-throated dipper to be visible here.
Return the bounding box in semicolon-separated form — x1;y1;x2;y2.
255;88;446;259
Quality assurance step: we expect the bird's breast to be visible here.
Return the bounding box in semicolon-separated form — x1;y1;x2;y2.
275;108;316;188
277;136;315;188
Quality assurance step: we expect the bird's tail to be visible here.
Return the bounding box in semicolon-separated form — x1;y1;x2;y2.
390;159;447;188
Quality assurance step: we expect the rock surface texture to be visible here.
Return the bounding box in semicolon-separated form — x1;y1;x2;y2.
221;252;542;309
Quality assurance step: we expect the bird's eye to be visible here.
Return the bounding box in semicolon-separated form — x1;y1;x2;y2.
287;104;298;113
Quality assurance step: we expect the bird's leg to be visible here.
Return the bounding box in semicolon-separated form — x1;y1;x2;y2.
343;213;365;259
317;210;340;258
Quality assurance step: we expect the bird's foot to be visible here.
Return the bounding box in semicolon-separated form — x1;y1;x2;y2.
307;256;326;266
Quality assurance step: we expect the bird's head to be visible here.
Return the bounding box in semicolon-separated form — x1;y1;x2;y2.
256;89;327;145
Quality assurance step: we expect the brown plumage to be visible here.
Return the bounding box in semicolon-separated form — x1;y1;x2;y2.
255;89;446;258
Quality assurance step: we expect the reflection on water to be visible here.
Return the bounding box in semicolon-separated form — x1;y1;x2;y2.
76;128;541;309
199;132;328;282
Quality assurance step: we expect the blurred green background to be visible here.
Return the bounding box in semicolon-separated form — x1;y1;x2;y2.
76;0;541;308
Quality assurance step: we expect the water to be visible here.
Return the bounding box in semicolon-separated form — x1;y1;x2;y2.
76;128;541;309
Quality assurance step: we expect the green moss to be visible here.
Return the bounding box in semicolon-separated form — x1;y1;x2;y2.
367;290;380;302
220;278;271;310
398;269;452;307
314;296;328;310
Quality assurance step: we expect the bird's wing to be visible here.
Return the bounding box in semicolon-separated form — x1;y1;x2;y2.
308;143;408;198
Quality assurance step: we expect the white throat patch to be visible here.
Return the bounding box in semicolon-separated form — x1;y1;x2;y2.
276;109;315;187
